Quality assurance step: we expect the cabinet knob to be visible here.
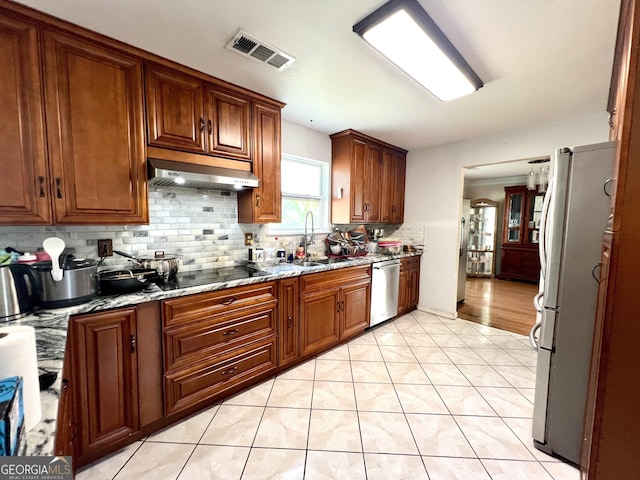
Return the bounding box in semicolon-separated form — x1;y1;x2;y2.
221;296;237;305
208;119;212;135
223;328;239;336
256;194;260;207
200;118;205;132
130;334;136;353
55;178;63;199
287;314;293;328
221;366;238;376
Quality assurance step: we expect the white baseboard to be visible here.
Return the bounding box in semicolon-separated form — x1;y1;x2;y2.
417;304;457;320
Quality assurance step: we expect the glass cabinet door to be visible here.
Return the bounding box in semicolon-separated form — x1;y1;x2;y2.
505;192;523;243
466;198;498;276
527;193;544;243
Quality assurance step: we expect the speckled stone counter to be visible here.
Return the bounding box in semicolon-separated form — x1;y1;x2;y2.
15;252;421;456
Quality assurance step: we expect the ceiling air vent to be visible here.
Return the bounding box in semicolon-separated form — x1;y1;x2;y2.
226;30;295;71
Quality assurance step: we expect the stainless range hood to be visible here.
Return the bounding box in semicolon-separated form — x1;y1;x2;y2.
148;158;259;191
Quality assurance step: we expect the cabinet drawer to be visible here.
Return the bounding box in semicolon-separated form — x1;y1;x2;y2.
164;336;276;416
400;256;420;272
162;282;276;328
300;265;371;293
164;303;276;372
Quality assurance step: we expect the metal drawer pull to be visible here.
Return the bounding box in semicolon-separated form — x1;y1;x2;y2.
38;176;46;197
200;118;205;132
130;334;136;353
55;178;63;198
223;329;239;336
221;366;238;376
208;119;212;134
221;296;237;305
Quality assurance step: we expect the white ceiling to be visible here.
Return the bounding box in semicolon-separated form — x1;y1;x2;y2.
17;0;620;155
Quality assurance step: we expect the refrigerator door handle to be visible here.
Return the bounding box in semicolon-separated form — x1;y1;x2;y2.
459;217;466;257
538;175;555;275
592;262;601;284
603;177;613;197
529;321;542;349
533;292;544;312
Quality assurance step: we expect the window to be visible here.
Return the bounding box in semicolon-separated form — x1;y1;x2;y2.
271;154;330;234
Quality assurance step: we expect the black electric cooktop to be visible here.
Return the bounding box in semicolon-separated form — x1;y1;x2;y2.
159;266;268;291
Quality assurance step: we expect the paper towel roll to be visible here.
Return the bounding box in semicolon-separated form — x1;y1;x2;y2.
0;326;42;431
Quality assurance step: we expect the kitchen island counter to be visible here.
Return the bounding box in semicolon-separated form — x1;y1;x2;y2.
16;252;421;456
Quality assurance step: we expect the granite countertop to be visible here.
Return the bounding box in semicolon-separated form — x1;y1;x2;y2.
14;252;421;456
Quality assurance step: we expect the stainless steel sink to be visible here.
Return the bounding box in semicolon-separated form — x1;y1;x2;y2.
296;257;350;267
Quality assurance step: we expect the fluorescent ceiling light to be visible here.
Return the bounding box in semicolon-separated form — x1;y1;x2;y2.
353;0;483;101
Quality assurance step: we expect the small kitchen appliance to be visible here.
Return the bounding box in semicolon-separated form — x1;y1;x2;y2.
0;264;39;320
32;258;98;308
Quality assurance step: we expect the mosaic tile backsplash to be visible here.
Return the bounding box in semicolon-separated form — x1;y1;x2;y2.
0;186;425;271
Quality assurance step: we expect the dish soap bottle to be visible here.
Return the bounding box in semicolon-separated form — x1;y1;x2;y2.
275;237;286;263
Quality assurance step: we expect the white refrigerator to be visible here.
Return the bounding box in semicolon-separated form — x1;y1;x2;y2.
530;141;615;464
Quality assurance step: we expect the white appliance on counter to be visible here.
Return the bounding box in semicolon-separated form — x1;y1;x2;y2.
530;141;615;465
370;259;400;327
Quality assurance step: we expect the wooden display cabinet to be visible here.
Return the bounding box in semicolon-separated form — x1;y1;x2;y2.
466;199;498;277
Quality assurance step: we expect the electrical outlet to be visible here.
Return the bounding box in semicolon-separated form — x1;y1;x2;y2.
97;239;113;257
244;233;254;246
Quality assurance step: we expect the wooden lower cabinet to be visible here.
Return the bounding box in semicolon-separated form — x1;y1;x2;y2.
499;246;540;283
398;256;420;315
162;282;278;416
58;302;163;467
278;277;300;367
299;265;372;357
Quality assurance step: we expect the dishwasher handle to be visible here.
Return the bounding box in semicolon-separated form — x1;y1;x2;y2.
372;259;401;270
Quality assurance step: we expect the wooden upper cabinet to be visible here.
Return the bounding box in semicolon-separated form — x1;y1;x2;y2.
43;30;148;224
237;101;281;223
331;129;407;225
206;87;251;160
0;15;50;224
145;64;205;153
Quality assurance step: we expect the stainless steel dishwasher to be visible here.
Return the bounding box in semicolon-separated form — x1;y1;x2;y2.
370;258;401;327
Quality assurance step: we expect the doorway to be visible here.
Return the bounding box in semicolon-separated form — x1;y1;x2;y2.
457;158;544;335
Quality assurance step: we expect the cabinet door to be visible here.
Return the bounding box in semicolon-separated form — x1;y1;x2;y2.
43;31;148;224
71;308;138;458
0;15;50;224
278;278;299;367
380;149;395;223
238;102;281;223
364;143;382;223
300;289;340;356
398;270;409;315
408;266;420;309
206;86;251;160
392;152;406;223
340;280;371;339
145;64;205;153
350;138;367;222
503;188;525;244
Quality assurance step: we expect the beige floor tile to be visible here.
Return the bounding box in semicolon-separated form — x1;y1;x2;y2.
241;448;305;480
487;336;532;350
455;416;536;460
518;387;535;403
224;378;274;406
76;441;142;480
386;361;431;384
402;333;437;347
113;442;194;480
373;322;398;333
458;334;499;349
506;348;538;367
305;451;366;480
314;359;353;382
420;323;455;334
395;323;427;334
147;405;218;443
422;456;490;480
359;411;419;455
457;364;512;387
482;459;554;479
374;331;408;346
446;323;484;335
277;360;316;380
406;413;475;457
502;417;560;462
421;364;471;386
442;347;488;365
475;325;513;336
379;345;418;362
429;334;468;348
200;405;264;446
473;348;523;366
267;379;314;408
177;445;250;480
410;346;452;364
348;344;384;362
412;311;445;324
312;380;357;410
350;361;392;383
348;332;378;345
354;382;403;412
253;407;310;449
317;343;350;360
364;453;429;480
541;461;581;480
476;387;533;418
492;366;537;389
308;409;362;452
435;385;496;416
394;384;449;414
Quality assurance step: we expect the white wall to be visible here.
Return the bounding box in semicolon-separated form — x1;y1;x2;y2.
281;120;331;163
405;111;611;317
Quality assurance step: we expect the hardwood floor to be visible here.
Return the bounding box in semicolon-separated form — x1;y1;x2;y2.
457;277;538;336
